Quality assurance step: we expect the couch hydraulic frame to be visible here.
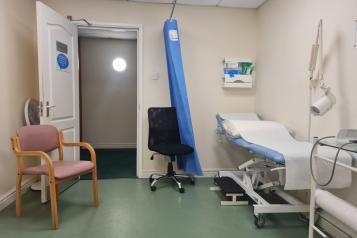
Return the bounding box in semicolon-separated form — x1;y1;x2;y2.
217;155;309;228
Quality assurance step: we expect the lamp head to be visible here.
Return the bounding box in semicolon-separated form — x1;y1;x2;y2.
311;89;336;116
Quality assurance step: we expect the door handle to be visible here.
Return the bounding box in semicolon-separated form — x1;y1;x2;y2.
45;101;56;117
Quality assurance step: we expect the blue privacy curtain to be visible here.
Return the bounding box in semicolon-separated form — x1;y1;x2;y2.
163;19;203;176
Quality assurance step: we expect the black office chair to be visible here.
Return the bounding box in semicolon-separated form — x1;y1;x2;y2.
148;107;195;193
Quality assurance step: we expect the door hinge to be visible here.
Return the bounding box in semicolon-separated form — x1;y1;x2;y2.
39;101;44;117
46;101;50;117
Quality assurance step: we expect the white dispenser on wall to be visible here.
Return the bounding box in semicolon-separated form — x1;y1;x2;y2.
223;57;254;88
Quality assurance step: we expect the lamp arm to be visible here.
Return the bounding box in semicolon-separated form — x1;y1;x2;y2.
318;74;328;92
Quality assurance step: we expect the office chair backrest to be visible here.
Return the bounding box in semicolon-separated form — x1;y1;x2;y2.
17;125;60;152
148;107;181;149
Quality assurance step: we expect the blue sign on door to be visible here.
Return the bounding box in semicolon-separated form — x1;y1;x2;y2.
56;41;69;72
57;53;69;70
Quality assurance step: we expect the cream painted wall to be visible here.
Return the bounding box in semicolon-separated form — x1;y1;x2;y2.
41;0;257;174
257;0;357;204
0;0;38;197
80;38;137;147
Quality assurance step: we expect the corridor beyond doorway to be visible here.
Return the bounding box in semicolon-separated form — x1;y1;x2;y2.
80;149;136;179
79;33;138;178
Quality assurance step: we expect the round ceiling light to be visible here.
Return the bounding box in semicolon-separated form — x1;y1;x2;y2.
112;57;127;72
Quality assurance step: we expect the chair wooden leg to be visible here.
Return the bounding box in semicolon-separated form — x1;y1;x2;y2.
49;180;59;229
55;184;59;200
92;168;99;208
16;174;22;218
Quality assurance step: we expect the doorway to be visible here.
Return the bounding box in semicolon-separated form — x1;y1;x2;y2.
36;2;144;202
77;24;143;179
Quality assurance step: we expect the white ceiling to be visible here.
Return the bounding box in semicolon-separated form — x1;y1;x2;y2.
129;0;267;9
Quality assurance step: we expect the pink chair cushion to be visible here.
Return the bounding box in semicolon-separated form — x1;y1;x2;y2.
17;125;59;152
23;160;94;180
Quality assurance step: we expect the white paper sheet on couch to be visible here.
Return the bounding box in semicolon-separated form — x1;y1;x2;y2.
218;113;261;138
226;120;352;190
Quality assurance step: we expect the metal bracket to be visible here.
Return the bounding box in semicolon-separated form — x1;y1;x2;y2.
67;16;92;26
353;20;357;48
169;0;177;20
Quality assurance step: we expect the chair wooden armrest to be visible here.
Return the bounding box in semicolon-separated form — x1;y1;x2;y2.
14;150;55;176
60;140;99;208
61;141;97;164
16;151;53;165
11;136;55;178
58;131;96;164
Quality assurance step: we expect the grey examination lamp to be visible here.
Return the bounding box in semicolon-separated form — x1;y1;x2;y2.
307;20;336;140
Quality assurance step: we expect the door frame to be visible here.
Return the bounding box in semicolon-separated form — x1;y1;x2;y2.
75;21;144;178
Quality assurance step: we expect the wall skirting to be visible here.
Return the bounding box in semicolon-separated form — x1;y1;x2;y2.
90;143;136;149
0;176;38;212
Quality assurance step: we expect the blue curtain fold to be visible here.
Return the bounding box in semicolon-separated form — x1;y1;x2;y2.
163;19;203;176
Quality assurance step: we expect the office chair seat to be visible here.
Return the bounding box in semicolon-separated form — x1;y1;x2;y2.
151;143;193;156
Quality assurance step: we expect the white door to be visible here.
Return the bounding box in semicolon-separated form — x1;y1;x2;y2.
36;2;79;202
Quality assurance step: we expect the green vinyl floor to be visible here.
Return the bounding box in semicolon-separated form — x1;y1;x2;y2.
0;179;308;238
80;148;136;179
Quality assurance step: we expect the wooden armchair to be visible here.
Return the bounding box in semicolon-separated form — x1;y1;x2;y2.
11;125;99;229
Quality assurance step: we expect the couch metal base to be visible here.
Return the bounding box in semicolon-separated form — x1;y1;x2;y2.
219;170;309;228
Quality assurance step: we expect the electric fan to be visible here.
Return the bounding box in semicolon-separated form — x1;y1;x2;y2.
24;98;41;190
24;98;40;125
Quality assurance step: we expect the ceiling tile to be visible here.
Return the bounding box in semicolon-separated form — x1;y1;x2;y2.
177;0;220;6
130;0;172;3
218;0;266;8
129;0;267;8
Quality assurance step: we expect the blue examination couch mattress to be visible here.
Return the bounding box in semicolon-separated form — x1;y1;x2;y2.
217;114;285;164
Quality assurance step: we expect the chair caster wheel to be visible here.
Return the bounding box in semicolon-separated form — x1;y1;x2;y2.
190;179;195;185
179;188;185;193
254;215;265;229
149;178;154;183
150;186;156;191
